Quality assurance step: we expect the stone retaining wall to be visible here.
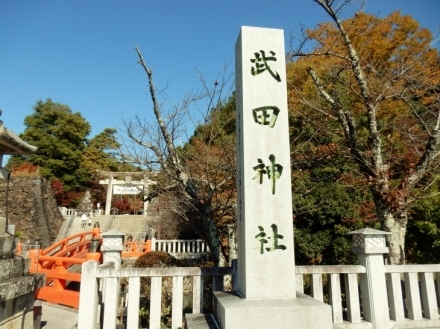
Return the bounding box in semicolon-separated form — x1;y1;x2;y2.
0;176;64;248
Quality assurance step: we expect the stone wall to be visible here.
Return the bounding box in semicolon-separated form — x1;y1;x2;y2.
0;176;64;247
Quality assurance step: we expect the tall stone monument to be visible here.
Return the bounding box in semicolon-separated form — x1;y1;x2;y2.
235;25;296;300
210;26;332;329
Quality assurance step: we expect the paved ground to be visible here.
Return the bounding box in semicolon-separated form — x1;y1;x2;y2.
39;301;78;329
37;300;439;329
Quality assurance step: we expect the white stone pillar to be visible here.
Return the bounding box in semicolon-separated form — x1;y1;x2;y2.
236;26;295;299
348;228;391;329
101;229;125;269
104;176;113;215
143;175;149;216
78;261;99;329
187;26;333;329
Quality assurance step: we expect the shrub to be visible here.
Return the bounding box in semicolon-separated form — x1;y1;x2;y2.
10;162;39;177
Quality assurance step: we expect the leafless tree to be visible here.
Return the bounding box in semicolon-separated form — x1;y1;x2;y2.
120;47;235;266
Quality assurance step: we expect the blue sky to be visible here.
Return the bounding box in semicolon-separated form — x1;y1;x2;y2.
1;1;439;145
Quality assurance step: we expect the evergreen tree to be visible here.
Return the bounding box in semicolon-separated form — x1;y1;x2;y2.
8;99;91;191
82;128;121;173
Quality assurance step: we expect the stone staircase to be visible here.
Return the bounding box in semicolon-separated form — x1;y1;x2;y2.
106;215;150;240
59;214;151;241
72;215;110;233
56;215;112;241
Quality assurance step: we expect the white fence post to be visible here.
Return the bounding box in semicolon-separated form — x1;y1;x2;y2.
78;261;99;329
386;272;405;321
344;273;361;323
421;272;439;319
150;276;162;328
437;271;440;306
311;273;323;302
348;229;391;329
172;276;184;329
329;274;343;323
192;275;203;313
102;276;119;329
127;277;141;329
405;272;423;320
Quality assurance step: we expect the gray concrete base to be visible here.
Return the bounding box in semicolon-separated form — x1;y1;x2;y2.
213;291;333;329
0;308;34;329
185;314;219;329
39;301;78;329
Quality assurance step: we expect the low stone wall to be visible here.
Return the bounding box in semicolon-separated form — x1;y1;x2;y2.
0;176;64;248
0;251;45;329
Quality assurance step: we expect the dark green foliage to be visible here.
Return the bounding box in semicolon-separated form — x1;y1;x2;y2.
290;116;379;265
192;92;236;142
293;177;376;265
82;128;121;173
8;99;91;191
7;99;129;207
406;186;440;264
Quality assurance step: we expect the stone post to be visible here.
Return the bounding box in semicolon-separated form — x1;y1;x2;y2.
348;228;391;329
235;25;295;300
100;229;124;269
104;175;113;215
189;26;332;329
78;261;99;329
143;174;149;216
99;229;124;328
88;238;101;252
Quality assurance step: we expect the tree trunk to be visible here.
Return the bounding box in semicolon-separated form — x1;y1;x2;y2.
198;202;227;267
204;217;227;266
374;198;408;265
227;223;237;262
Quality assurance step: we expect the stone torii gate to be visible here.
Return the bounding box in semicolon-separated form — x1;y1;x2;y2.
98;171;157;216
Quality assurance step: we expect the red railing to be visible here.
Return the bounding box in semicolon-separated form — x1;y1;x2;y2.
29;227;101;308
28;227;152;309
122;240;151;258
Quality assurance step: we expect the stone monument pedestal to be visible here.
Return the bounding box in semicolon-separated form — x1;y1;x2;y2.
213;291;332;329
185;291;333;329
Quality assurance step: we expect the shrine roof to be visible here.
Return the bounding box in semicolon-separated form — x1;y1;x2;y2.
0;121;37;155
